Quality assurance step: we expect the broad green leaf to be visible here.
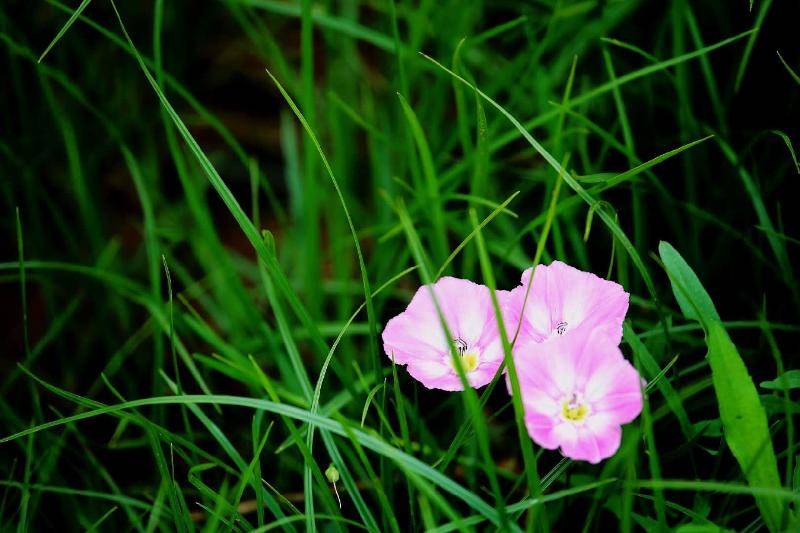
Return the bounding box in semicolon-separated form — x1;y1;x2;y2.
659;241;787;531
658;241;720;323
674;525;734;533
706;322;785;532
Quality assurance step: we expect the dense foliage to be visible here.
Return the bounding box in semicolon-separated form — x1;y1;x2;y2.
1;0;799;530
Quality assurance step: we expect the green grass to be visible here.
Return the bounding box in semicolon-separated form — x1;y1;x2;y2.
1;0;799;530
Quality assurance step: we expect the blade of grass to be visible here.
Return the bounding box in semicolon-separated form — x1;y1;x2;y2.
423;55;669;345
0;481;170;517
602;46;643;254
435;171;560;474
85;506;118;532
397;93;449;265
623;324;693;440
300;0;319;330
429;479;618;533
758;314;795;500
634;479;800;502
262;68;381;531
15;208;30;360
777;51;800;86
435;190;519;279
16;431;33;533
769;130;800;174
108;0;331;366
394;199;513;531
1;384;506;528
623;325;667;530
439;28;755;184
734;0;772;92
681;0;728;133
123;147;164;403
469;208;546;531
147;431;190;533
714;135;794;295
239;0;398;52
38;0;94;62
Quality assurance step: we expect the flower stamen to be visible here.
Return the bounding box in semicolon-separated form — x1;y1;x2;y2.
561;393;589;422
454;338;468;356
452;338;479;373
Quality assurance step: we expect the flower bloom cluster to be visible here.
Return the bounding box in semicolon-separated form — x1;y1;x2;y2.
382;261;643;463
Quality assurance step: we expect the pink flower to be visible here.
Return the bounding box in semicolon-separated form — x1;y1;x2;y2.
382;277;508;391
517;325;643;463
504;261;629;346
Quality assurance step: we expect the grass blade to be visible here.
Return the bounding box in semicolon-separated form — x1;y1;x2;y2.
38;0;94;62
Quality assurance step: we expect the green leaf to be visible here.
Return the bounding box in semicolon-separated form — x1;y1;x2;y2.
658;241;720;323
659;241;787;531
761;370;800;391
705;321;785;531
673;525;734;533
396;93;448;265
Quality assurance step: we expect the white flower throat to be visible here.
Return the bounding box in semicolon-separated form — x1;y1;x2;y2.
561;392;590;423
452;337;480;373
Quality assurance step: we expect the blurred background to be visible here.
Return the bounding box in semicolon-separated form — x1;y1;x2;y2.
1;0;799;530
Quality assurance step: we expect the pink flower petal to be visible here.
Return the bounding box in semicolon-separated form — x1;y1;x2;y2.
583;415;624;463
552;418;621;464
588;361;644;425
524;412;560;450
515;334;583;397
507;261;629;346
382;277;507;391
504;284;548;343
552;422;582;458
406;359;451;386
523;387;560;416
515;323;642;463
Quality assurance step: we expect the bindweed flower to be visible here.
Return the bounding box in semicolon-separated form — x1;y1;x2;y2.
382;277;508;391
516;325;643;463
504;261;629;346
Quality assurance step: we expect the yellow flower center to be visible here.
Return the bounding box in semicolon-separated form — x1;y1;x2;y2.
460;350;480;373
561;394;589;422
